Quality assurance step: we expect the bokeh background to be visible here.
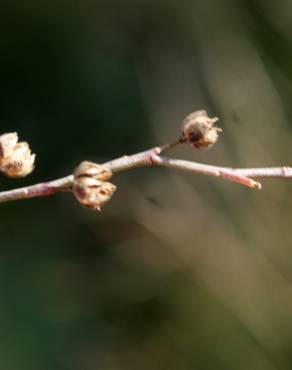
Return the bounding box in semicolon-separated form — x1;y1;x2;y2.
1;0;292;369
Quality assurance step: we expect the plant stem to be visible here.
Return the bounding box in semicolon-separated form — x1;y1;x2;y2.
1;144;292;204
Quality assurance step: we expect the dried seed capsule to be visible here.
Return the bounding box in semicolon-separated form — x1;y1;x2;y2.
74;161;112;181
0;133;35;177
0;132;18;159
73;161;116;210
181;110;222;149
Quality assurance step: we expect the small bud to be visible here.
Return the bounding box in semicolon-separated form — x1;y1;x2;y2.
0;133;36;177
181;110;222;149
73;161;116;210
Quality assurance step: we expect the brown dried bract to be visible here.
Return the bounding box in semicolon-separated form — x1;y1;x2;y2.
181;110;222;149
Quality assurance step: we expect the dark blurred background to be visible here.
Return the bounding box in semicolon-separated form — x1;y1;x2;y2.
1;0;292;369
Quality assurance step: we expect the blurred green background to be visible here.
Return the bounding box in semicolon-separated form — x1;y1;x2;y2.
1;0;292;369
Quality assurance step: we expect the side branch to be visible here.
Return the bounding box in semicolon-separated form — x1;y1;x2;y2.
150;155;262;189
150;156;292;180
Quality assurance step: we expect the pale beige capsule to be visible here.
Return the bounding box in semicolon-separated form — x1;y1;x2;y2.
181;110;222;149
0;133;35;177
73;161;116;210
74;161;112;182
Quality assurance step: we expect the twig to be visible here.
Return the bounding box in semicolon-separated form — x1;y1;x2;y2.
150;155;262;189
0;108;291;206
0;144;292;204
0;176;73;203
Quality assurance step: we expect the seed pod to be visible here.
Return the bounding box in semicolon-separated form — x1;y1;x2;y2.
0;133;35;177
73;161;116;210
0;133;18;159
73;161;112;181
181;110;222;149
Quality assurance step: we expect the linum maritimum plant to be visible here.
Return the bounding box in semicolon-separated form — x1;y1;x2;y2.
0;110;292;211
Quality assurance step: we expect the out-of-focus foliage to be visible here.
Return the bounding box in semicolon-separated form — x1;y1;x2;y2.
1;1;292;369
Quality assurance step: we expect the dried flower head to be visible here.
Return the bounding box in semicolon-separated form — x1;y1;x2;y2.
73;161;116;210
0;133;18;159
73;160;112;182
0;132;36;177
181;110;222;149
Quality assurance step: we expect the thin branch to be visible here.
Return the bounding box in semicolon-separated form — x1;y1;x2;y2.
157;138;185;154
0;148;158;203
0;148;159;204
1;109;290;208
0;176;73;203
1;142;292;204
150;155;262;189
228;166;292;178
